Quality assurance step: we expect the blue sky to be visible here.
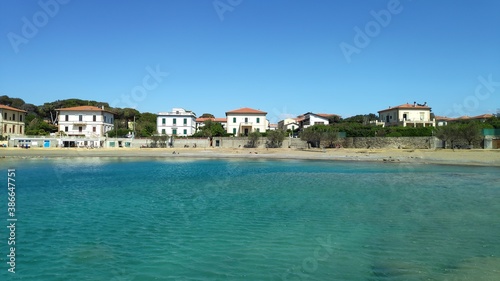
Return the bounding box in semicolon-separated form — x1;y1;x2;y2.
1;0;499;123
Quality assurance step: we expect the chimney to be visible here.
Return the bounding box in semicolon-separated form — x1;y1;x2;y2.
102;105;104;110
413;101;416;107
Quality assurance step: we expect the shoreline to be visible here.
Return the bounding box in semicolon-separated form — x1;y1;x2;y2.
1;147;499;167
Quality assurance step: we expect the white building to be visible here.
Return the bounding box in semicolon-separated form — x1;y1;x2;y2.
299;113;339;129
0;104;27;137
56;105;115;137
378;102;435;127
157;108;196;136
278;118;300;131
225;107;268;136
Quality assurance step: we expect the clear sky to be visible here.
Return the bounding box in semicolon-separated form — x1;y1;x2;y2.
1;0;499;123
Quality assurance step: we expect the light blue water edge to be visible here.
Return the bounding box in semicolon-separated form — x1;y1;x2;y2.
1;157;499;281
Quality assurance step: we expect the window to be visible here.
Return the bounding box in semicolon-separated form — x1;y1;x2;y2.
233;128;236;134
65;115;69;121
256;128;260;132
292;125;295;130
233;117;236;123
12;114;16;121
20;114;23;122
162;118;166;125
183;129;187;135
93;127;96;132
78;127;83;132
420;112;425;121
183;118;187;125
93;115;96;122
245;117;248;123
161;129;166;134
173;119;177;125
20;126;23;134
3;113;6;120
172;129;177;135
256;118;260;123
65;126;68;132
79;115;83;122
13;125;15;133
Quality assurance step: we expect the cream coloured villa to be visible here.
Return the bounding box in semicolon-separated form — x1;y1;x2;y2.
225;107;268;136
0;104;27;137
378;102;435;127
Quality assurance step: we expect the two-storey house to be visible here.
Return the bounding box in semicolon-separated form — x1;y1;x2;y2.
378;102;435;127
225;107;267;136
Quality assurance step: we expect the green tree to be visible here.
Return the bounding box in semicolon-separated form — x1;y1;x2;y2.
246;131;261;148
266;130;286;148
199;113;215;118
459;122;482;146
435;124;460;149
193;120;227;137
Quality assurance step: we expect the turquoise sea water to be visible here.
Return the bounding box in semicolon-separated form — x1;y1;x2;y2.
1;157;499;281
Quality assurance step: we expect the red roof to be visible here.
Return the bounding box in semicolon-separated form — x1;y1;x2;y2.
196;117;227;122
0;104;27;113
472;114;494;119
226;107;267;114
316;113;341;118
56;105;114;114
378;103;431;113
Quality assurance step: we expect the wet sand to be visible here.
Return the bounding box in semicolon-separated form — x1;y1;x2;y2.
1;147;499;167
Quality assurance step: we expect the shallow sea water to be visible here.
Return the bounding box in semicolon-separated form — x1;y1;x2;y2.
1;158;499;280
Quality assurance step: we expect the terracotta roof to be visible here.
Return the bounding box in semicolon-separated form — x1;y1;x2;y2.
195;117;227;122
0;104;27;113
56;105;107;112
226;107;267;114
472;114;494;119
434;116;451;121
316;113;341;118
378;103;431;113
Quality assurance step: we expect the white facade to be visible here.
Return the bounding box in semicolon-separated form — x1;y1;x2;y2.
278;118;300;131
56;106;114;137
378;103;435;127
225;107;268;136
0;105;27;137
157;108;196;136
300;113;330;129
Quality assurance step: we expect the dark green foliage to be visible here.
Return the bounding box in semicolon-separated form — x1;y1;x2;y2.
266;130;285;148
245;131;261;148
300;124;339;148
199;113;215;118
192;119;227;137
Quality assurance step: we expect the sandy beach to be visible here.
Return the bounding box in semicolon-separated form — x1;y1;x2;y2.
1;147;499;167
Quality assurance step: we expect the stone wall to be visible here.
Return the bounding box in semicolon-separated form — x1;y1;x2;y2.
341;137;435;149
